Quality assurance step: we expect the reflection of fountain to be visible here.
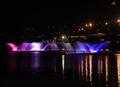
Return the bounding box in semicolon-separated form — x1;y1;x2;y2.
31;52;40;72
7;41;108;53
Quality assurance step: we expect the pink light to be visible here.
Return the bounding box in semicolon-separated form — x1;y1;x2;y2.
90;49;97;53
7;43;18;51
7;42;108;53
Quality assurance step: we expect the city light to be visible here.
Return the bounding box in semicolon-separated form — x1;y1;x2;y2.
61;35;67;40
81;28;84;30
54;37;57;40
62;35;65;39
85;24;88;27
117;19;120;23
89;23;93;27
105;22;108;25
85;22;93;28
78;28;81;31
111;1;116;6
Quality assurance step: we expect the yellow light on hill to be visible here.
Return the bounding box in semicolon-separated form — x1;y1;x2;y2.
89;23;93;27
117;19;120;23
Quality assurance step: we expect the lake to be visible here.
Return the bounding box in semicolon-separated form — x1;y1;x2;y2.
0;51;120;87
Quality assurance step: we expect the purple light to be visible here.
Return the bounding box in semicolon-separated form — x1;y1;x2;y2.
94;42;107;52
32;52;40;70
74;41;89;53
29;42;43;51
84;42;107;53
18;42;30;51
7;42;108;53
43;43;59;51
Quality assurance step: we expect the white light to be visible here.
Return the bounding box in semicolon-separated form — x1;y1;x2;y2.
62;55;65;75
62;36;65;39
111;1;116;6
89;23;93;27
105;22;108;25
117;41;120;43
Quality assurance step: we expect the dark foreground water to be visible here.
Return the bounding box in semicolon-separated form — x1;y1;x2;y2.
0;51;120;87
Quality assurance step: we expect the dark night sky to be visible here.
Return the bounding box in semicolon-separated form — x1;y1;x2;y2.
1;0;120;32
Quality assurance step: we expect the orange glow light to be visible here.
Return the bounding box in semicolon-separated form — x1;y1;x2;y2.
117;19;120;23
89;23;93;27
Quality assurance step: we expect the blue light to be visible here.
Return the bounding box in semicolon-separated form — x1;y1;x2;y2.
7;41;108;54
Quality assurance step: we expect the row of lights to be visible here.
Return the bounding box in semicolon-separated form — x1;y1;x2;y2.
73;18;120;33
60;34;120;43
84;19;120;28
85;23;93;28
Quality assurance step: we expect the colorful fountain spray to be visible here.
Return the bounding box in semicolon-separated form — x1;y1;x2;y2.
7;41;108;53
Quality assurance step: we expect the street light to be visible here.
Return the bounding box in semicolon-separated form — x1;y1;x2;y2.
61;35;67;40
60;34;68;42
62;35;65;39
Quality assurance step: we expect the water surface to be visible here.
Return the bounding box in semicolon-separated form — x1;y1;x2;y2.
1;52;120;87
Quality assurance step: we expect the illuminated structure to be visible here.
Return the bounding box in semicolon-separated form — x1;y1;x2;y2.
7;41;108;53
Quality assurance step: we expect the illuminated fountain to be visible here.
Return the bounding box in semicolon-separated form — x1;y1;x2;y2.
84;42;108;53
18;42;31;51
7;41;108;53
42;42;59;51
7;43;18;51
74;41;89;53
60;42;74;52
29;42;43;51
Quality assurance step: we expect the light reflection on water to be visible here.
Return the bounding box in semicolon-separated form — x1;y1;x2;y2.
105;56;108;81
62;55;65;76
4;52;120;87
89;55;92;82
31;52;40;71
116;54;120;87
